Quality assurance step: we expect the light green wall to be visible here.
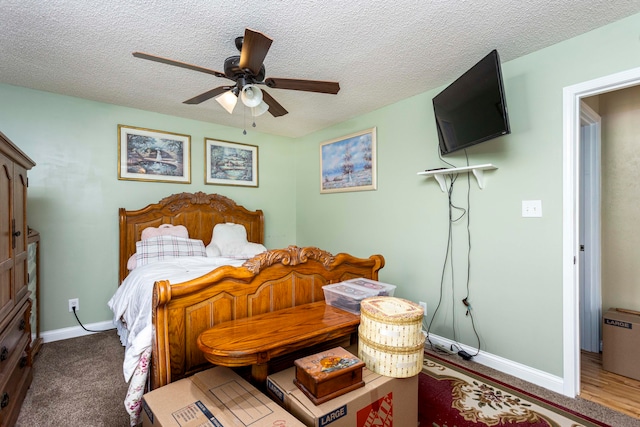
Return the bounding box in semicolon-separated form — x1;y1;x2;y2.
295;13;640;376
2;11;640;380
0;83;297;332
599;85;640;312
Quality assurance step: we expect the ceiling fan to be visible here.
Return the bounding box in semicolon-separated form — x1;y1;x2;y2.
133;28;340;118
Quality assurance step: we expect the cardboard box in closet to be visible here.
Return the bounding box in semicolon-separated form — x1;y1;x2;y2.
602;308;640;381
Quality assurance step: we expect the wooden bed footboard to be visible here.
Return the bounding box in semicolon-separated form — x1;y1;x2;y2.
150;245;385;390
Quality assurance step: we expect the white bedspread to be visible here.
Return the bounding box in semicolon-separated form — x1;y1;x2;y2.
108;256;247;425
107;256;244;382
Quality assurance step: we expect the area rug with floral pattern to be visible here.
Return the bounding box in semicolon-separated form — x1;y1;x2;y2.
419;353;609;427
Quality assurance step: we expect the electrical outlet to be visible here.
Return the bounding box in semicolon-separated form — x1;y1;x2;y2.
522;200;542;217
68;298;79;313
419;301;427;317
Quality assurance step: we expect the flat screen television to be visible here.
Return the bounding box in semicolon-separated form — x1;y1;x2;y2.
433;49;510;156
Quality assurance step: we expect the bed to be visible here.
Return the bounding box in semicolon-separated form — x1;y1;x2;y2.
108;192;385;424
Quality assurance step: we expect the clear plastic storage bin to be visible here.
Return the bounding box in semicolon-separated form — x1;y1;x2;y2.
322;283;378;314
344;278;396;297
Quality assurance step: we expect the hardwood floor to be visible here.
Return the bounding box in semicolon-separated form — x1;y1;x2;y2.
580;350;640;420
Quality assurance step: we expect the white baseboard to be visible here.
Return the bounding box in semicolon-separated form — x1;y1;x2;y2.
41;320;116;343
426;333;566;396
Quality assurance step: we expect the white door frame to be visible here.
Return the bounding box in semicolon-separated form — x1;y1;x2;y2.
562;66;640;397
578;101;601;353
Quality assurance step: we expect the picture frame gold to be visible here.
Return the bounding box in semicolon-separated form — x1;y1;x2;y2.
205;138;258;187
320;127;377;193
118;125;191;183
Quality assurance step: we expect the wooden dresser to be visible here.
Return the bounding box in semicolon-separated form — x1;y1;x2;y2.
0;131;35;427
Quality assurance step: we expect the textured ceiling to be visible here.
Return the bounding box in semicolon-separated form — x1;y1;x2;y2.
2;0;639;138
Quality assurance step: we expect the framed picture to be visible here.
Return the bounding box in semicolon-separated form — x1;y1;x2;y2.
320;127;377;193
118;125;191;183
205;138;258;187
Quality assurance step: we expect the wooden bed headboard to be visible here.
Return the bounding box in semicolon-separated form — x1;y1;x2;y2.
118;192;264;285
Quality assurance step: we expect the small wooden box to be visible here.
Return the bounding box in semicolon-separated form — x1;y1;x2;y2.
294;347;365;405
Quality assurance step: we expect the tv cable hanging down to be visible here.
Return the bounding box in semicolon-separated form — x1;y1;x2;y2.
426;150;481;360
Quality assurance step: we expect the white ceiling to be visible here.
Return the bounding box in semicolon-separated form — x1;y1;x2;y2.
2;1;640;138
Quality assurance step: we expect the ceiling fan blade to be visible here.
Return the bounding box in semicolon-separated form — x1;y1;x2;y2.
261;90;288;117
239;28;273;76
183;86;233;105
265;77;340;94
133;52;226;78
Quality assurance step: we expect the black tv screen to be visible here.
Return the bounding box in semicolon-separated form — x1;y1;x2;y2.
433;49;510;156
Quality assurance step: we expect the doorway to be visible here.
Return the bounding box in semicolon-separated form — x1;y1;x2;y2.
578;101;601;354
563;66;640;397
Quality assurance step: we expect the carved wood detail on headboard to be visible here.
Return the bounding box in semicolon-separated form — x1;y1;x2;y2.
242;246;335;273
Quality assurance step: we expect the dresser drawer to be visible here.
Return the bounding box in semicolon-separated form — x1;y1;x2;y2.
0;303;30;385
0;348;32;427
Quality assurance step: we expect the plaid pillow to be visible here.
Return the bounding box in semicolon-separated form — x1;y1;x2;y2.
135;235;206;266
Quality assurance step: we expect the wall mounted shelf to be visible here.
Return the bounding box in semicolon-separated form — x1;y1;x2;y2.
417;164;497;192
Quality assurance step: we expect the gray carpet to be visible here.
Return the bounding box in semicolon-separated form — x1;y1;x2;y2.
16;330;130;427
15;331;639;427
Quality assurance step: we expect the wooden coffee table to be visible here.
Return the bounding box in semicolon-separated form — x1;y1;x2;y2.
197;301;360;384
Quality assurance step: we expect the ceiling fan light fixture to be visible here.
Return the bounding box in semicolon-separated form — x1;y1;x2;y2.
215;90;238;114
240;84;263;108
251;101;269;117
132;28;339;121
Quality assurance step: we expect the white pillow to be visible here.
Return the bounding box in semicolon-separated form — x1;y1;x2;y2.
135;235;207;267
205;244;221;258
223;242;267;259
207;223;267;259
208;223;247;254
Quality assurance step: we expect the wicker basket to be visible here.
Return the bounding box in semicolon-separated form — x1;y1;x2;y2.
358;333;424;378
358;296;424;377
359;297;424;348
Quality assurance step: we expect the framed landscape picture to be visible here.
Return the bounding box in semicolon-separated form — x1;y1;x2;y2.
205;138;258;187
320;127;377;193
118;125;191;183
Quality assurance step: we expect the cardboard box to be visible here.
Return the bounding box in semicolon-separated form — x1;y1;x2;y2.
142;366;305;427
602;308;640;381
267;360;418;427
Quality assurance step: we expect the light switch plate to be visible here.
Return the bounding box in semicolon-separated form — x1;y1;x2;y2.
522;200;542;217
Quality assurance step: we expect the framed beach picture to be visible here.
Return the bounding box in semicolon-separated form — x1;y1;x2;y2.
320;127;377;193
205;138;258;187
118;125;191;183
